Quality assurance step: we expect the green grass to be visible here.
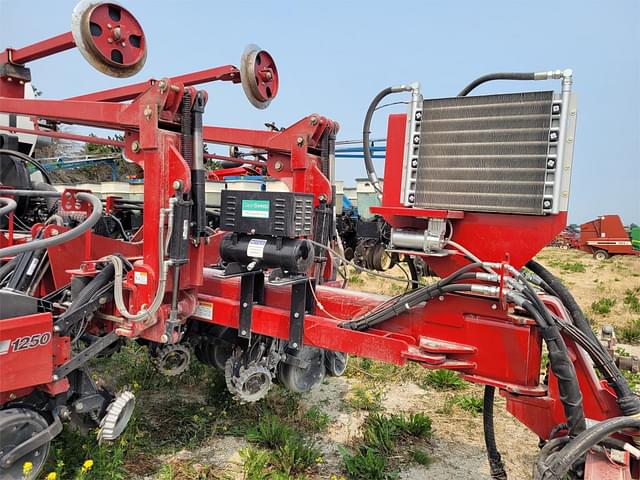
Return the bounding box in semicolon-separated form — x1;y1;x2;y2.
547;260;586;273
344;384;385;411
591;297;617;315
301;405;331;432
617;319;640;344
340;447;397;480
623;288;640;314
420;369;467;391
410;449;433;466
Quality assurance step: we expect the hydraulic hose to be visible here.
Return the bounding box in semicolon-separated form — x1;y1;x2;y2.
0;191;102;258
483;386;507;480
363;85;413;194
0;149;53;184
534;416;640;480
526;259;640;416
458;72;535;96
0;197;17;217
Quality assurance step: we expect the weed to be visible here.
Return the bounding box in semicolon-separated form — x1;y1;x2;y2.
345;384;385;411
548;260;586;273
240;447;271;480
271;436;321;477
591;297;616;315
362;412;432;453
410;449;433;466
617;319;640;344
452;394;483;415
623;288;640;313
340;447;397;480
421;369;466;391
246;414;292;449
302;405;330;432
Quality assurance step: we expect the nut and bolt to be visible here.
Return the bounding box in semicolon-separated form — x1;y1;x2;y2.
310;116;318;125
241;330;247;335
52;374;59;381
53;325;61;332
543;200;552;208
438;295;445;301
242;302;249;308
159;334;169;343
121;42;126;47
107;38;113;44
408;193;415;203
50;229;59;236
411;158;418;168
318;194;326;202
415;111;422;121
413;135;420;144
172;180;182;191
75;402;84;411
491;304;498;310
296;136;304;146
293;312;300;318
274;160;284;171
292;343;298;348
547;159;556;168
144;105;153;120
158;80;167;92
131;140;141;153
8;393;16;400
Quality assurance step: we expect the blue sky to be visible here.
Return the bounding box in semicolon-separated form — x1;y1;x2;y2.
1;0;638;224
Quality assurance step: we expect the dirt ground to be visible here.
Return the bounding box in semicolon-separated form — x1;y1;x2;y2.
83;247;638;480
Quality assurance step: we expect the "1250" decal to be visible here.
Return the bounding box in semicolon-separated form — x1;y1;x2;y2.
0;332;52;355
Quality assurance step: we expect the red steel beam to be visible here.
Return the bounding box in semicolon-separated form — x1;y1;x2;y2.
68;65;241;102
0;33;75;65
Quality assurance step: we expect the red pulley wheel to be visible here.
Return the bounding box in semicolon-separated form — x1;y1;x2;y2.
71;0;147;77
240;44;279;109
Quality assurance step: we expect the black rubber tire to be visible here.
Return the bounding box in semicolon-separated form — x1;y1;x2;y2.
325;351;349;377
278;346;326;393
594;250;610;261
0;408;50;480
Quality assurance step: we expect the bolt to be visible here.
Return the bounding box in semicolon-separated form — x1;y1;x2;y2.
241;330;247;335
172;180;182;191
411;158;418;168
415;111;422;121
491;304;498;310
408;193;415;203
98;296;107;305
53;325;61;332
75;402;84;411
8;393;16;400
547;159;556;168
52;374;59;382
413;135;420;144
107;23;112;29
567;137;574;143
310;116;318;125
543;200;552;208
274;160;284;171
50;229;59;236
294;312;300;318
438;295;445;301
296;136;304;146
65;191;72;198
318;194;326;202
121;42;126;47
131;140;141;153
107;38;113;44
292;342;298;348
144;105;153;120
570;110;577;116
160;334;169;343
158;80;167;92
242;302;248;308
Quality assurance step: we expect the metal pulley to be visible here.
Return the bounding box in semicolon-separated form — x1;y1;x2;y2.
240;44;279;109
71;0;147;77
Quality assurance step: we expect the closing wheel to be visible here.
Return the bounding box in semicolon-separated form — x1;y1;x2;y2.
71;0;146;77
594;250;610;261
0;408;50;480
372;243;393;271
325;351;349;377
240;45;279;109
278;346;326;393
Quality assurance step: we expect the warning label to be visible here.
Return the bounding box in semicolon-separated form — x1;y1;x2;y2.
247;238;268;258
193;301;213;320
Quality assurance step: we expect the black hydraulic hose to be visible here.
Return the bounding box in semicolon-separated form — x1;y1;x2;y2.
483;386;507;479
0;148;54;184
457;72;536;96
535;416;640;480
0;192;102;258
363;87;407;194
521;300;586;437
407;257;419;290
0;197;17;217
527;260;640;416
0;256;18;282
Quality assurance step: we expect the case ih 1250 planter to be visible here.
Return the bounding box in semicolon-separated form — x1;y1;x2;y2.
1;2;639;479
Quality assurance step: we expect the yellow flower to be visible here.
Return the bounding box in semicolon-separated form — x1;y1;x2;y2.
46;473;58;480
22;461;33;475
315;456;324;464
81;459;94;473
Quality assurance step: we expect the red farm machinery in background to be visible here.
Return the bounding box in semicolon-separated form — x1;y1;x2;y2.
1;2;640;479
579;215;640;260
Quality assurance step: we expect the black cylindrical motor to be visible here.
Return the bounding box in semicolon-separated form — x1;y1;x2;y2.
220;233;314;274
